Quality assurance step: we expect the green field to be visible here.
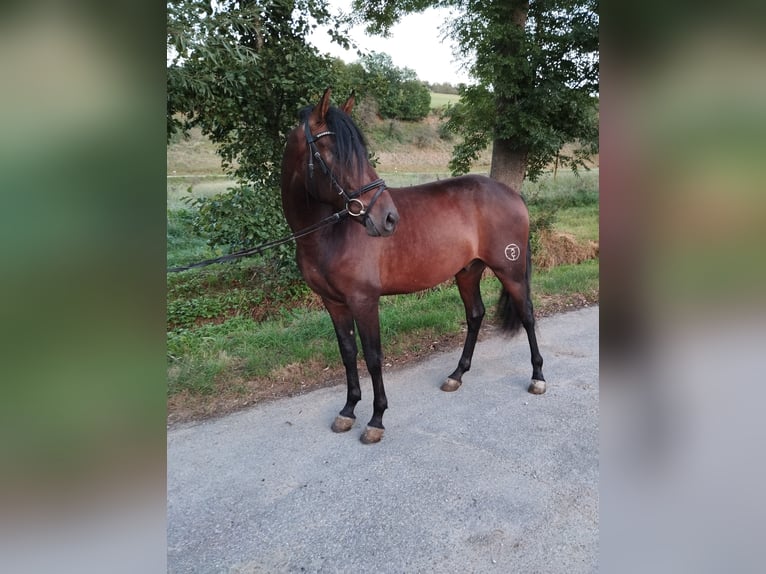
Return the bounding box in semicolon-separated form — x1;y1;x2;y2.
430;91;460;109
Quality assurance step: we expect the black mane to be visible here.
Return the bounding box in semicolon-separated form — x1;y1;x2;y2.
299;104;370;177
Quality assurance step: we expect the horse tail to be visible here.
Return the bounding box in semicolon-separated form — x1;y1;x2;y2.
497;236;532;336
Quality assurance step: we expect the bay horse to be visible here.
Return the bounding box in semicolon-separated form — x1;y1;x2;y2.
281;89;545;444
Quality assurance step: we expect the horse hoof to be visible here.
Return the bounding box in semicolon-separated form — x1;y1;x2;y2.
331;415;355;433
440;377;462;392
528;379;546;394
360;426;384;444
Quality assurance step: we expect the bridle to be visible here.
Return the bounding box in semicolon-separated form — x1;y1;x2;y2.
303;121;387;222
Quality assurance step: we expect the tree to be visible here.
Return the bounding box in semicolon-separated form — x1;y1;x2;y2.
354;0;599;191
167;0;353;184
429;82;460;95
357;52;431;121
167;0;350;254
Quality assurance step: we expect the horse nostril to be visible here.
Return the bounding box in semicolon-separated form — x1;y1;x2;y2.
385;211;399;231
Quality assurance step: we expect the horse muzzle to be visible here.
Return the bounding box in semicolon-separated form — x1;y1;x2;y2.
364;206;399;237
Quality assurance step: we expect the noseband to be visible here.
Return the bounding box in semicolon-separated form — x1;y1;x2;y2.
303;121;387;220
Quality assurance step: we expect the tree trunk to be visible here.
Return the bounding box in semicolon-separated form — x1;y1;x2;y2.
490;138;528;193
489;1;530;193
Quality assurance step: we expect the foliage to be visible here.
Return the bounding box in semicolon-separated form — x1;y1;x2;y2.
526;204;558;255
199;199;301;288
189;183;294;264
167;207;216;269
441;85;495;175
359;52;431;120
328;52;428;121
167;0;259;143
167;0;352;257
167;0;350;184
354;0;599;183
427;82;460;95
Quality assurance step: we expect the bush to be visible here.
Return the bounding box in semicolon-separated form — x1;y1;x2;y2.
190;183;298;276
388;80;431;121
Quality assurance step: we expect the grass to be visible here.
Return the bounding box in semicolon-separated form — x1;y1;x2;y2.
430;92;460;109
166;208;216;269
167;126;226;175
534;259;599;301
553;204;599;243
167;260;599;399
167;176;236;211
523;169;599;204
167;312;338;396
365;115;447;149
524;170;599;245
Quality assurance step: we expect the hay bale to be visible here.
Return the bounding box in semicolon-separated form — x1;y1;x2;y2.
533;231;599;269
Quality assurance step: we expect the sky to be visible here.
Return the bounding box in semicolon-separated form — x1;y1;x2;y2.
308;2;471;85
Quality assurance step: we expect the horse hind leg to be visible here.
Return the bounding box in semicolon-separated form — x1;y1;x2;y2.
495;270;546;394
442;260;486;392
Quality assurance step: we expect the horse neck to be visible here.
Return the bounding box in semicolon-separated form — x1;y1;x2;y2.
281;175;335;231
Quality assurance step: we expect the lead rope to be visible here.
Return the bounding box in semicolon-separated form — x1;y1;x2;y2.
167;209;348;273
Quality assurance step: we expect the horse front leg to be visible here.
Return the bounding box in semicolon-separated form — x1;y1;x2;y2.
352;298;387;444
323;299;361;433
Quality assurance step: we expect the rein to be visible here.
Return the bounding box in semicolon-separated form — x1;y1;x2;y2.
167;209;348;273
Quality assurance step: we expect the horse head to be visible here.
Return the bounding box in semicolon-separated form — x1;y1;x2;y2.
282;88;399;237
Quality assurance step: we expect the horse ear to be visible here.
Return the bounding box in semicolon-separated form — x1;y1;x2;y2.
312;87;332;123
341;91;355;115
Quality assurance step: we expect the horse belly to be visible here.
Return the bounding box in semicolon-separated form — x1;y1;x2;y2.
379;237;476;295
